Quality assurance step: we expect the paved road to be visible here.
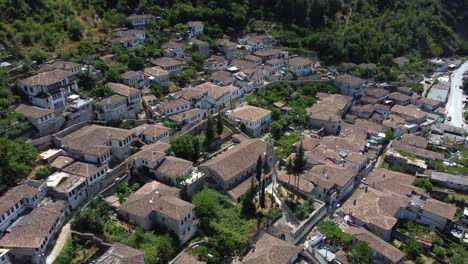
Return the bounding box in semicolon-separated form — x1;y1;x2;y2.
46;223;71;264
445;61;468;128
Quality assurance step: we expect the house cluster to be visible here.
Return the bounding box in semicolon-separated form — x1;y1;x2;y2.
15;60;93;136
339;168;456;242
277;118;386;208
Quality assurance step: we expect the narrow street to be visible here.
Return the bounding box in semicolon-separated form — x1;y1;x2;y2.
445;61;468;128
46;223;71;264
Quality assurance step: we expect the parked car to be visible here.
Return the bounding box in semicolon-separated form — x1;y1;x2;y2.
447;116;452;121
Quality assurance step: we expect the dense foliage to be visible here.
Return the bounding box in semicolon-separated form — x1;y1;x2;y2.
0;138;38;187
192;188;256;261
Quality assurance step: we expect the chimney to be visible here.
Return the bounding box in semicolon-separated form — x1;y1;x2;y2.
365;186;368;193
353;199;356;205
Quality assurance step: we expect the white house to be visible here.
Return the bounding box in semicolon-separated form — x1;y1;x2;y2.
1;200;66;264
0;180;46;236
227;105;271;137
17;69;78;111
144;67;170;87
187;21;204;37
118;182;197;244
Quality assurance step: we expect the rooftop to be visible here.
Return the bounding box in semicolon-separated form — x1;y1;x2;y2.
230;105;271;123
242;233;299;264
18;69;74;87
97;242;144;264
344;226;405;263
106;82;141;97
200;139;270;182
15;104;54;119
119;181;193;221
0;180;43;217
1;200;65;249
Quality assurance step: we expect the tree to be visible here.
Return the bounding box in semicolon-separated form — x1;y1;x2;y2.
405;238;423;260
69;18;84;41
216;113;223;136
270;121;283;139
242;177;257;217
77;71;96;90
0;138;38;187
293;142;305;175
71;208;104;234
379;54;394;67
414;178;433;192
105;68;120;83
256;155;262;182
189;52;205;71
204;116;216;148
349;241;373;264
383;130;394;144
192;137;200;162
128;56;145;71
35;166;51;179
171;135;197;161
260;178;266;208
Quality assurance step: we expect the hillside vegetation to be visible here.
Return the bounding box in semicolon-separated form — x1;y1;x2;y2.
0;0;467;63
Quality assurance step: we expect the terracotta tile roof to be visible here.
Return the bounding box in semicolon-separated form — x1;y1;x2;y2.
1;200;65;249
399;134;428;149
216;39;237;47
151;57;183;68
63;161;106;178
119;181;193;221
210;70;233;84
18;69;74;87
158;99;191;112
127;14;154;20
363;88;390;98
119;70;144;80
200;139;270;182
335;75;364;86
15;104;54;119
173;88;207;101
156;156;192;179
242;233;300;264
62;125;132;157
387;92;412;103
144;67;169;77
188;21;203;27
367;168;425;196
228;176;256;201
96;94;126;106
340;187;406;231
97;242;145;264
0;181;43;216
169;108;207;123
141;141;171;153
288;57;312;67
390;105;427;120
162;40;185;50
107;82;141;97
142;124;171;138
38;61;80;73
230;59;257;70
50;156;75;170
304;164;358;189
253;49;281;57
244;55;262;62
306;94;352;122
419;97;442;107
344;226;405;263
52;172;87;193
206;55;227;64
230;105;271;123
392;141;444;161
193;82;231;100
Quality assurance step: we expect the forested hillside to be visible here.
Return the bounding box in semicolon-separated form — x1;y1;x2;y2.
0;0;467;63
